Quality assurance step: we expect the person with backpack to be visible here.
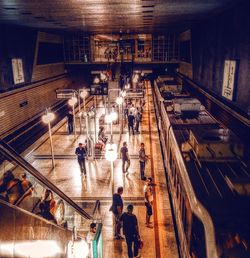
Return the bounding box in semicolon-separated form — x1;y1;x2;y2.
75;142;88;175
120;204;141;258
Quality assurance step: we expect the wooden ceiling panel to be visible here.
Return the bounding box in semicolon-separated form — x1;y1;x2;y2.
0;0;235;32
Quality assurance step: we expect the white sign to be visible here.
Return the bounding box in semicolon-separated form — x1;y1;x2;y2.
222;60;236;100
12;58;25;84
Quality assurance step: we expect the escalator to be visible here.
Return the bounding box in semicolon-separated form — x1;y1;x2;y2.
0;140;102;258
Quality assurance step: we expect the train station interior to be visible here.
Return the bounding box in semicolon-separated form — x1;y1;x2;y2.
0;1;250;258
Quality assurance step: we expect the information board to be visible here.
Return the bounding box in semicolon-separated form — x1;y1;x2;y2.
12;58;25;84
222;60;237;101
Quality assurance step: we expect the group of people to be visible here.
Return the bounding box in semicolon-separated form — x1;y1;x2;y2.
121;141;148;180
125;104;143;135
110;177;154;258
0;170;33;205
104;47;118;62
0;170;65;226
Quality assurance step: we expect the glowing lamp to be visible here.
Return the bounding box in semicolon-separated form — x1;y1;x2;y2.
80;89;88;99
116;96;123;105
124;83;130;90
68;97;77;106
105;114;112;124
105;143;118;162
42;112;55;124
121;91;126;98
110;111;118;121
67;239;89;258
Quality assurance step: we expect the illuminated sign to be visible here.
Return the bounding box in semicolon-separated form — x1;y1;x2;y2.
222;60;237;101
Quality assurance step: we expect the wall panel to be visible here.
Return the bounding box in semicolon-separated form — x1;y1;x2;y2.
191;1;250;113
0;76;71;137
31;32;65;82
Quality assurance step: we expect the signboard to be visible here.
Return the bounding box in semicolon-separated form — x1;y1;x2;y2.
90;83;108;96
56;89;75;99
222;60;237;101
12;58;25;84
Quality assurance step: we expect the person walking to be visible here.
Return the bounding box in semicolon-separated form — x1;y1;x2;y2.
144;177;154;228
120;204;141;258
120;142;130;173
135;108;142;133
75;143;88;175
67;111;74;134
128;112;135;135
139;143;148;180
111;186;124;240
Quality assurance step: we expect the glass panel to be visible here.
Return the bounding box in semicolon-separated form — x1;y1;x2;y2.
0;145;90;234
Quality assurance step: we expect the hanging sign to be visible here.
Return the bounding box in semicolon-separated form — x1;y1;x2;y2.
222;60;237;101
12;58;25;84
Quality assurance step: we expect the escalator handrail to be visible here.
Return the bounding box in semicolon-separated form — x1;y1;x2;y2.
0;140;92;220
0;199;68;231
92;200;100;217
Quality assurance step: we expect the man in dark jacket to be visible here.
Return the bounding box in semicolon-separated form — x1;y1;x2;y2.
75;143;87;175
120;204;141;258
111;186;124;240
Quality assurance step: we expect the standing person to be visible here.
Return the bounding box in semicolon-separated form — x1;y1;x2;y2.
144;177;154;228
67;111;74;134
135;108;142;133
120;142;130;173
139;143;148;180
111;186;124;240
75;143;88;175
128;112;135;135
120;204;141;258
86;222;97;258
124;103;129;120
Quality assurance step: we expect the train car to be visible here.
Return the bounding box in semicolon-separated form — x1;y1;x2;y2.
153;78;250;258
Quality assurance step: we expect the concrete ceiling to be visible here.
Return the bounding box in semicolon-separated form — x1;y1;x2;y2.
0;0;236;33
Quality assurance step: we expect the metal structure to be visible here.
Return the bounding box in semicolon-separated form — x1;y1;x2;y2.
0;1;235;33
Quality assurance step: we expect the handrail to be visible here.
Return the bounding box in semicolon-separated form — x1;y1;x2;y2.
92;200;100;217
0;140;92;220
176;72;250;125
0;199;67;231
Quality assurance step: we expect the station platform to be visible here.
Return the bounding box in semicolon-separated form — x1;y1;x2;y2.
22;82;178;258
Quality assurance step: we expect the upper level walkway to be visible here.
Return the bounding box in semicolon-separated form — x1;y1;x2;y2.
22;81;178;258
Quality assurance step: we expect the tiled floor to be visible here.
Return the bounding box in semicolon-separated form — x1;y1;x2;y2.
27;82;178;258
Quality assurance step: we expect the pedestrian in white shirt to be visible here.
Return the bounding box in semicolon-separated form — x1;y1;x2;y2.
86;223;97;257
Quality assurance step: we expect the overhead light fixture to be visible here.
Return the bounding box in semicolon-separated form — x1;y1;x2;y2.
93;76;100;84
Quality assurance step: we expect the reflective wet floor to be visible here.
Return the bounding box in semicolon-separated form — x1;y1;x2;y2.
25;82;178;258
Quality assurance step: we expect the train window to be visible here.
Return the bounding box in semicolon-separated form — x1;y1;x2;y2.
190;215;206;258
